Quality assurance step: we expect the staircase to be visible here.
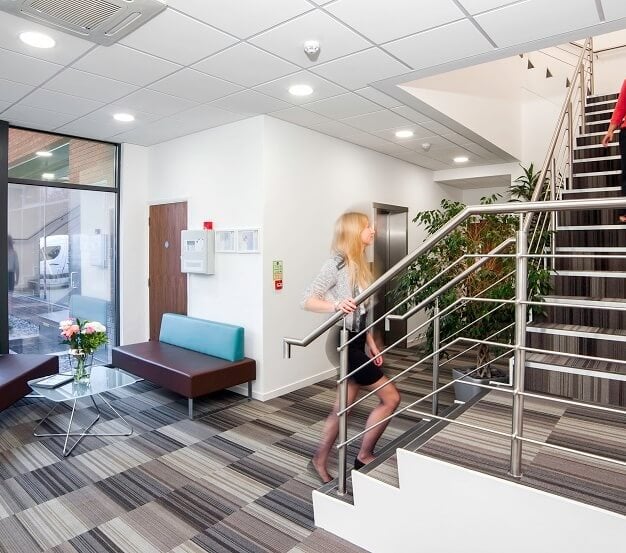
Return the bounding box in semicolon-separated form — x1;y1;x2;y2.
526;91;626;405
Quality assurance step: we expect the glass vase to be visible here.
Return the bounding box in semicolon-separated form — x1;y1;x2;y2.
69;349;93;383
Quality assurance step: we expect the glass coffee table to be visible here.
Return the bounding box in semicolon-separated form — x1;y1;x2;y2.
29;365;140;457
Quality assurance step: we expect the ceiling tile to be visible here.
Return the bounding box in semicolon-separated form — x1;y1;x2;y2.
372;124;435;142
310;48;409;90
0;48;62;86
341;109;411;132
250;10;371;67
193;43;298;87
269;107;333;127
44;69;139;104
119;9;236;65
421;120;453;134
210;90;290;115
457;0;525;15
327;0;464;43
307;0;335;4
57;107;162;138
168;104;248;127
355;87;404;108
1;105;77;128
114;108;248;145
72;44;181;87
402;135;456;151
602;0;626;20
0;12;94;65
167;0;313;38
309;120;361;139
304;92;380;119
475;0;600;48
149;69;242;103
391;106;432;124
20;89;104;116
385;19;493;70
345;132;395;150
0;78;33;103
113;89;198;117
254;71;346;104
0;101;10;112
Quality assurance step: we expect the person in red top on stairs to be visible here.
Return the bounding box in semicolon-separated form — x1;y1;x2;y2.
601;79;626;223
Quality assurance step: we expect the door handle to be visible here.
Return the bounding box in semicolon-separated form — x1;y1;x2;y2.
70;272;78;289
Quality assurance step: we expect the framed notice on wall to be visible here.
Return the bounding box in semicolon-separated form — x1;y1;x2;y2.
237;229;260;253
215;230;236;253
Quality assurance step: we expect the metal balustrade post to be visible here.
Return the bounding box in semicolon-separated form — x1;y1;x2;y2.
579;64;586;131
550;158;557;271
337;325;349;495
567;102;573;190
589;37;594;95
510;215;528;478
432;298;440;416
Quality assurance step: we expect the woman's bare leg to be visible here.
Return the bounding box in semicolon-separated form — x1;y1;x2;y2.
356;376;401;465
312;380;360;483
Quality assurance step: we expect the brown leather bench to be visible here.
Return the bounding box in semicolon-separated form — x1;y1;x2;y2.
0;354;59;412
112;314;256;418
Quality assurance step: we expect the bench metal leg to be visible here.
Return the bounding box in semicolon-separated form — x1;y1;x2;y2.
188;398;194;419
248;381;253;400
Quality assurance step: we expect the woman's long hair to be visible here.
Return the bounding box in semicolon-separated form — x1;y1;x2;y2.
332;212;373;289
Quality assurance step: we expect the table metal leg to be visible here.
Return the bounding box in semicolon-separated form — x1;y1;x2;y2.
32;393;133;457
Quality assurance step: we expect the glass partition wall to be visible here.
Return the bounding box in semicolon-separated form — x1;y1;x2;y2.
5;127;119;367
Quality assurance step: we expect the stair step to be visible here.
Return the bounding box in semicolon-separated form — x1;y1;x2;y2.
573;155;620;163
544;295;626;306
526;353;626;381
575;142;618;150
558;208;624;226
561;186;620;194
586;92;619;103
555;247;626;253
527;323;626;341
551;273;626;299
556;225;626;230
539;296;626;328
572;170;621;177
550;269;626;278
585;99;617;112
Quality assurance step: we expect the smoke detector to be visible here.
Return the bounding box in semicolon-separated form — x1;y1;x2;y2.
421;142;432;152
303;39;320;61
1;0;167;46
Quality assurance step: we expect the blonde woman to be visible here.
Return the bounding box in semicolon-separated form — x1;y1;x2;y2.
303;212;401;484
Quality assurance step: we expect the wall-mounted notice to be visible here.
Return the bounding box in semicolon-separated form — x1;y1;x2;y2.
237;229;260;253
215;230;236;253
273;260;283;290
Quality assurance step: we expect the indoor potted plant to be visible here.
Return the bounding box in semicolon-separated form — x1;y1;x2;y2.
59;318;108;382
394;166;551;401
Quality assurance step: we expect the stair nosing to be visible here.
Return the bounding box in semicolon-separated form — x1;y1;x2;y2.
555;247;626;252
575;142;618;150
550;269;626;278
526;360;626;381
561;186;620;194
577;129;620;138
572;155;621;162
527;324;626;341
556;225;626;230
573;170;621;177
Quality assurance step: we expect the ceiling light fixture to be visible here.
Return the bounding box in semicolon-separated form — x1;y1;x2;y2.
113;113;134;122
288;84;313;97
453;156;469;163
19;31;55;49
395;130;414;139
421;142;432;152
41;173;55;179
36;151;53;157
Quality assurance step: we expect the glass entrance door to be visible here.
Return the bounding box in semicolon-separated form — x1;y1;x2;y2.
8;183;117;364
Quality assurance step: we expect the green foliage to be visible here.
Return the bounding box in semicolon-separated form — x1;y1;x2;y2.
394;164;551;378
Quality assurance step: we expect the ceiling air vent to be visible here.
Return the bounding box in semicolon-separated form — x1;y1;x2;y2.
0;0;167;46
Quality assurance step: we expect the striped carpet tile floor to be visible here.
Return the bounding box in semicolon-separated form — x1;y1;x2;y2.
0;350;434;553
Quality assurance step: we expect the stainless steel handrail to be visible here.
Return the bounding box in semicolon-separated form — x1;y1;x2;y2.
283;196;621;356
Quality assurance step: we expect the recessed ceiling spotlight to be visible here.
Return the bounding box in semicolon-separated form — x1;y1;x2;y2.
19;31;55;49
113;113;134;122
36;151;53;157
41;173;55;179
453;156;469;163
395;130;414;139
288;84;313;97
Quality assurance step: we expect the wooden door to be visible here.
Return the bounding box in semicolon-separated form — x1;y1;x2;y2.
149;202;187;340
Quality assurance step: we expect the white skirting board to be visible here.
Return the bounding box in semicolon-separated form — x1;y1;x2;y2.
313;450;626;553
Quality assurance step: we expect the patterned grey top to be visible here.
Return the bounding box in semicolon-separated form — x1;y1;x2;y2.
302;253;366;332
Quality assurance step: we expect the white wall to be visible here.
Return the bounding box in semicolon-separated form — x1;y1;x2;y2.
260;117;452;399
145;117;266;392
120;143;150;345
401;57;524;160
592;30;626;94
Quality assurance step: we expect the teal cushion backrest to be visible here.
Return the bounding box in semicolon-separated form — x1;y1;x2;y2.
70;295;108;325
159;313;245;362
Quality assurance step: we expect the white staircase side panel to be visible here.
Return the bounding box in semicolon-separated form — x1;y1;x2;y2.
314;450;626;553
